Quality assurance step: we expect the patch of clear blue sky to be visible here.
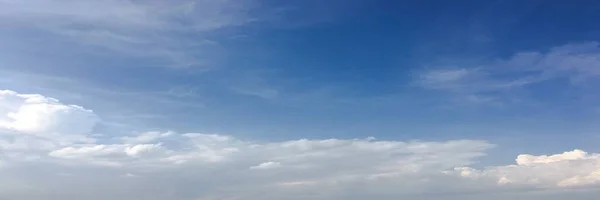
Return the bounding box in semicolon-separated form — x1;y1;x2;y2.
2;0;600;160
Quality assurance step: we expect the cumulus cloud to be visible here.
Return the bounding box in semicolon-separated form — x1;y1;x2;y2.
0;90;99;144
453;149;600;189
516;149;591;165
0;90;599;199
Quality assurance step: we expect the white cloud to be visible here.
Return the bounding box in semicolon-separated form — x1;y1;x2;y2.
250;161;281;170
0;90;99;144
49;144;125;159
452;149;600;188
1;89;599;199
516;149;591;165
125;143;165;157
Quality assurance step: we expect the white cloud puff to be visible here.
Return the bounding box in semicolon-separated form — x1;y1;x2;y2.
125;143;165;157
516;149;591;165
0;90;99;143
453;149;600;188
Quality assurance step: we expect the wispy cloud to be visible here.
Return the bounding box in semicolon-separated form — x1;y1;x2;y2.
0;0;259;68
416;68;484;91
414;42;600;104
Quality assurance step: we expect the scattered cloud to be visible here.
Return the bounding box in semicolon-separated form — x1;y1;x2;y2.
1;89;599;199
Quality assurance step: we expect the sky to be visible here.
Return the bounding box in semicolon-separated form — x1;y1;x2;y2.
1;0;600;199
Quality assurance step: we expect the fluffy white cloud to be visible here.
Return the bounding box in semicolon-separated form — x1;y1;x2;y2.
0;90;599;199
516;149;592;165
0;90;99;144
453;149;600;188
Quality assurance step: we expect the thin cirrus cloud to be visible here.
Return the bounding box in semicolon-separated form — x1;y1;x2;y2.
0;90;599;199
414;42;600;103
0;0;258;68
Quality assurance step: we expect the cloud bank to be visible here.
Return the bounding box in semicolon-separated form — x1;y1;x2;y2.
0;90;599;199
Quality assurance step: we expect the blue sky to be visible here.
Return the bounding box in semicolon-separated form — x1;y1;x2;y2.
1;0;600;199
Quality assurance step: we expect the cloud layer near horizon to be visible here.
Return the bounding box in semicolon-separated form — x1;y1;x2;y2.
1;90;599;200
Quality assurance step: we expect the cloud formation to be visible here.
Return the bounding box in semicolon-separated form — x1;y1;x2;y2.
0;0;258;67
415;42;600;104
453;149;600;188
0;90;98;144
0;90;599;199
